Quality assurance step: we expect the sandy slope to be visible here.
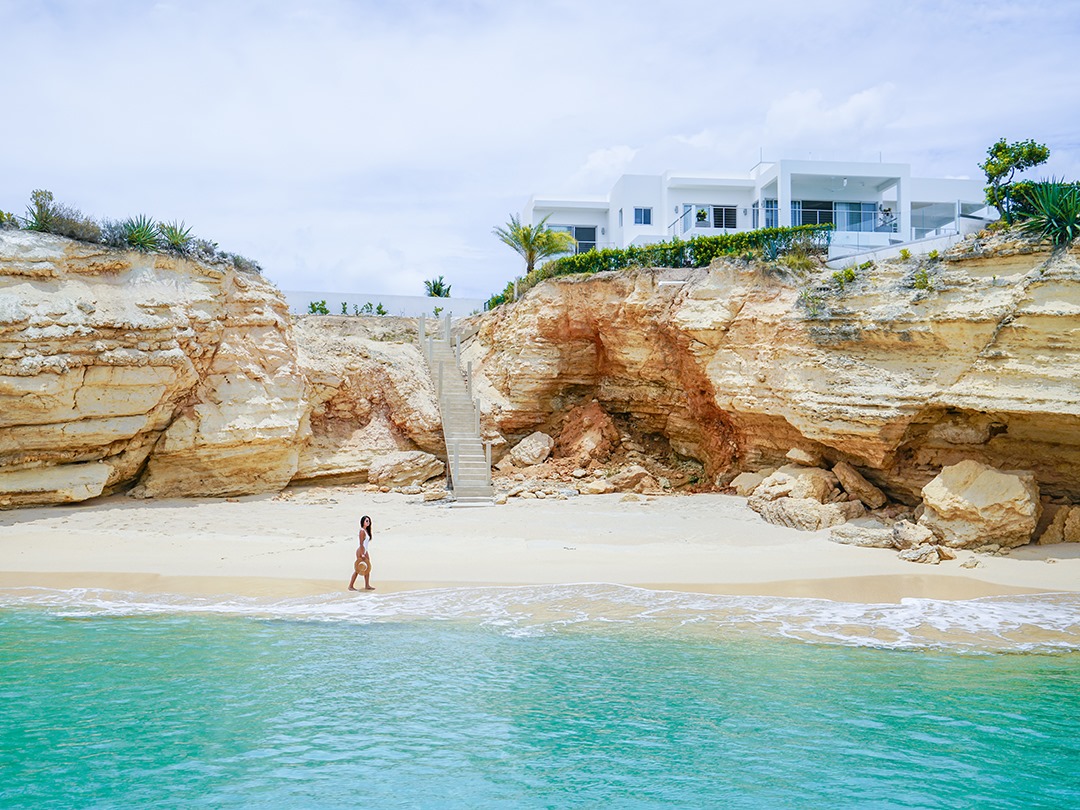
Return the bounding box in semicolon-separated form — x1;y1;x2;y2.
1;487;1078;603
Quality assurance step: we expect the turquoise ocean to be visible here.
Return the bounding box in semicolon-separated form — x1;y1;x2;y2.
2;585;1079;809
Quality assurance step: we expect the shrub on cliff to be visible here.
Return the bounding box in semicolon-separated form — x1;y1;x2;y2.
485;223;832;310
23;189;102;243
980;138;1050;224
1018;180;1080;247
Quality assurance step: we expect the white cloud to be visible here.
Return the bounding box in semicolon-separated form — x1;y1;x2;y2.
567;145;639;191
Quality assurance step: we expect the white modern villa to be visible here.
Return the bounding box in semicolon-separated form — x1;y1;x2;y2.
524;158;993;260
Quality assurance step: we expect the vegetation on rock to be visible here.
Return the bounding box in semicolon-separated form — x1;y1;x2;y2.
10;188;262;273
486;223;832;310
1018;180;1080;247
980;138;1050;224
493;214;577;276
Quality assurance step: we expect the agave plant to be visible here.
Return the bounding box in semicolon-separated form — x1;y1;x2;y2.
158;220;193;253
122;215;161;252
24;189;56;232
1019;180;1080;247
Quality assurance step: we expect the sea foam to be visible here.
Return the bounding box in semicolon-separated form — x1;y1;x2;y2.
2;584;1078;653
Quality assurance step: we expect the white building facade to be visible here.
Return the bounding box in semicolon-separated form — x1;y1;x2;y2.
524;159;992;259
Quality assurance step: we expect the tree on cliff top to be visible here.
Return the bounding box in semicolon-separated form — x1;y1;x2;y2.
493;214;576;275
980;138;1050;224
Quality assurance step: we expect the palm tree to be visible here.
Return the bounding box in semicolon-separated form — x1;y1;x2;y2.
424;275;452;297
492;214;576;275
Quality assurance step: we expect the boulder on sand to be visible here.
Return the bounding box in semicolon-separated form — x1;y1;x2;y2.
918;460;1041;549
368;451;444;488
509;432;554;467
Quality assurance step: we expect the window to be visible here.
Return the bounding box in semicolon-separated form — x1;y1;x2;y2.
548;225;595;253
712;206;737;229
633;207;652;225
834;202;876;232
572;226;596;253
752;200;759;229
799;201;834;227
764;199;778;228
618;208;623;228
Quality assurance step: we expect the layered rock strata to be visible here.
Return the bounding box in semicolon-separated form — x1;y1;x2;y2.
466;234;1080;506
0;231;306;505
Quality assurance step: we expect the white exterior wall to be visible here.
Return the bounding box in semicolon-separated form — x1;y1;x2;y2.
524;158;992;251
609;174;665;247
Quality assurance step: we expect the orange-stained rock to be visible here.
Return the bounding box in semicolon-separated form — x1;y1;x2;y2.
556;401;620;464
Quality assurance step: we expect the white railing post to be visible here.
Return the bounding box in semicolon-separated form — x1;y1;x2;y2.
474;401;480;436
452;441;460;489
484;440;492;485
455;334;461;365
443;314;451;342
418;316;425;345
466;361;473;399
438;361;444;398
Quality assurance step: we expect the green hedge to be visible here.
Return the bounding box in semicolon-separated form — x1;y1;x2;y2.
486;223;832;309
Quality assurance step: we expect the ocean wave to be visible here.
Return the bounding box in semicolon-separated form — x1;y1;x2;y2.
2;584;1079;653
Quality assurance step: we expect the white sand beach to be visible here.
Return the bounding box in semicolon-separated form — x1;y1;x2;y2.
1;486;1077;603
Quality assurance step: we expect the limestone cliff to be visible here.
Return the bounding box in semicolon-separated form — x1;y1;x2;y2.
466;234;1080;504
0;230;306;504
4;227;1079;513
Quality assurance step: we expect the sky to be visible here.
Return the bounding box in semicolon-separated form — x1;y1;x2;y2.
3;0;1079;300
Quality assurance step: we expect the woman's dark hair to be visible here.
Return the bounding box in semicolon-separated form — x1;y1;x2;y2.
361;515;372;537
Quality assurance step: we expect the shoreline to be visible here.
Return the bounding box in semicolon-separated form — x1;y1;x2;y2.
0;572;1057;604
1;488;1078;605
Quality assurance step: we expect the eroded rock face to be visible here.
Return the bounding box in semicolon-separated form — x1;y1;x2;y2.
1;231;306;503
292;316;443;484
466;236;1080;504
918;460;1041;549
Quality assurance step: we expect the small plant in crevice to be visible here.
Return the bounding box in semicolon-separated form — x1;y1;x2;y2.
927;249;940;261
797;287;828;318
1;209;20;229
340;301;349;315
778;250;815;274
375;303;387;316
831;265;858;290
307;300;329;315
912;266;934;291
23;189;101;242
360;302;374;315
352;304;360;316
433;305;444;317
898;248;911;261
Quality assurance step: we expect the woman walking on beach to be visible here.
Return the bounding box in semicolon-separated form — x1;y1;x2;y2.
348;515;374;591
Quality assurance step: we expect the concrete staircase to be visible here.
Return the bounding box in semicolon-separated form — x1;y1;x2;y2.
420;316;493;505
